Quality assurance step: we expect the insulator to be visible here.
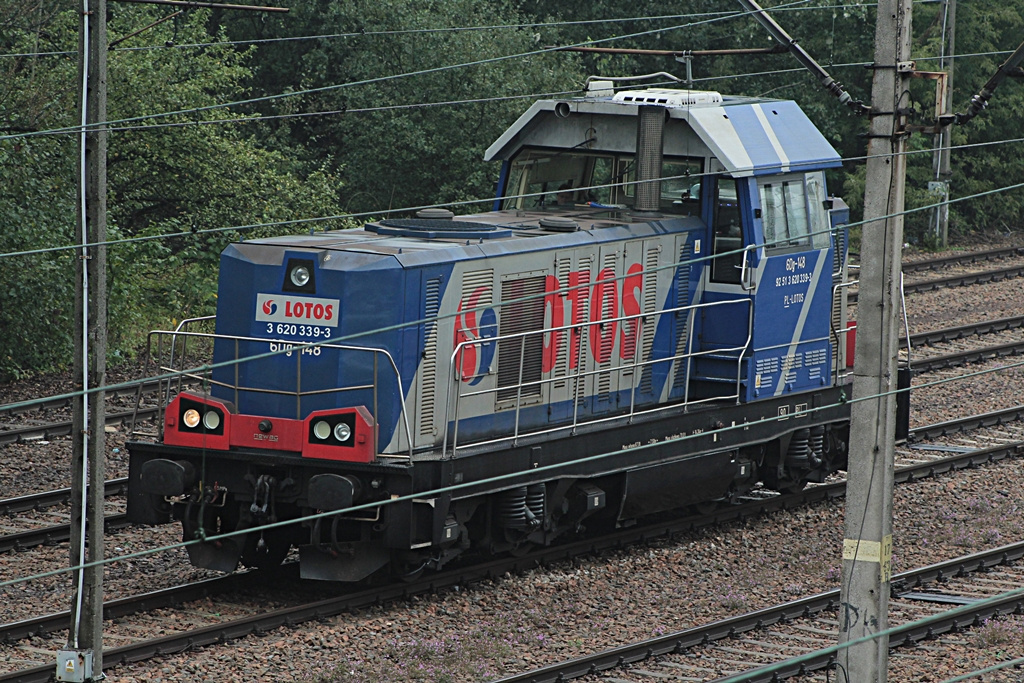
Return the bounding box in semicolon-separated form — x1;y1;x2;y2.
498;486;528;530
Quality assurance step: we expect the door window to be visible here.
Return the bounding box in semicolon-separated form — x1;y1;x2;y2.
711;178;744;284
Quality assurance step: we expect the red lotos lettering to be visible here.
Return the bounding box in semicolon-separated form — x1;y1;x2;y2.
620;263;643;360
542;275;564;373
589;268;618;364
567;270;590;370
313;303;325;319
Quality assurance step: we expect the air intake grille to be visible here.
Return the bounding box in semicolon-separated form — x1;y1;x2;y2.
497;277;546;403
418;277;441;437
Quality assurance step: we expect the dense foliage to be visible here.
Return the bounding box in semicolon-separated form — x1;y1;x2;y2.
1;0;1022;380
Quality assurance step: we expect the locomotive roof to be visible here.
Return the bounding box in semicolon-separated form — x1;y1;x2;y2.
485;88;841;177
232;213;704;268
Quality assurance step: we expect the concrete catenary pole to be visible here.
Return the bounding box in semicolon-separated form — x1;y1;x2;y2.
837;0;913;679
68;0;107;678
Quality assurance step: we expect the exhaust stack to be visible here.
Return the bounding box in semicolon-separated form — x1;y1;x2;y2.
633;106;665;214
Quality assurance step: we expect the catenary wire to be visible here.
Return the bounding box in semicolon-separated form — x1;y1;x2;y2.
2;132;1023;262
5;46;1015;138
1;344;1023;615
0;0;822;142
0;3;889;60
4;172;1024;421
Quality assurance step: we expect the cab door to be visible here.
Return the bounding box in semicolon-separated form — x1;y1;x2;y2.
692;175;757;401
747;171;835;399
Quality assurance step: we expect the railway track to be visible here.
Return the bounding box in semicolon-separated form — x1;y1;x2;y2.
903;313;1024;348
899;245;1024;274
2;252;1024;683
907;331;1024;373
2;414;1024;682
0;407;159;446
849;261;1024;304
494;541;1024;683
0;479;128;517
0;380;163;420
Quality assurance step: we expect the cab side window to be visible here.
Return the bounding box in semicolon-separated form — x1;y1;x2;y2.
758;173;830;251
711;178;744;284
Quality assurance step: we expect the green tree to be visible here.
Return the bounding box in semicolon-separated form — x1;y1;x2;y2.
223;0;578;216
0;5;347;380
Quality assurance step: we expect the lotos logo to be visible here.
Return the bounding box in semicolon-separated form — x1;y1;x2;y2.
453;287;497;385
543;263;645;369
255;293;341;328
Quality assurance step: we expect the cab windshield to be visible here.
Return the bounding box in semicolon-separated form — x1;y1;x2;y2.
501;149;703;216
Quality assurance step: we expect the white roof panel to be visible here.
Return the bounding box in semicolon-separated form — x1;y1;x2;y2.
485;92;841;177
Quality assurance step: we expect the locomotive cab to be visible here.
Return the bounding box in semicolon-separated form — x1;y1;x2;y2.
486;86;848;404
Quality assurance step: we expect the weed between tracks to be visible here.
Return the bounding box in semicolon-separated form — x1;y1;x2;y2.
970;615;1024;649
304;609;550;682
929;493;1024;548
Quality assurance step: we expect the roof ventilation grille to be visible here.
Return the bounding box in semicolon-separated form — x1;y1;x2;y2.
612;89;723;107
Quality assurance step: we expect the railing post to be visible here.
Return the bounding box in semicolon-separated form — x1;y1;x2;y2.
513;336;527;444
628;313;643;420
683;309;697;409
233;339;239;408
373;353;379;457
571;327;583;430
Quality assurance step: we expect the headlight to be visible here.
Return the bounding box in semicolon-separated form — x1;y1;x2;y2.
313;420;331;440
334;422;352;442
290;265;311;287
202;410;221;430
182;408;201;428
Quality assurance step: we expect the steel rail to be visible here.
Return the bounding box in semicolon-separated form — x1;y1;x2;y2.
904;313;1024;348
908;403;1024;443
0;479;128;517
493;542;1024;683
849;262;1024;304
0;407;158;446
0;380;163;419
899;245;1024;274
0;513;130;554
908;337;1024;373
0;573;260;645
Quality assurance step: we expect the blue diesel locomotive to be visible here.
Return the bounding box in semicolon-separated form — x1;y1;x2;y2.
128;84;858;581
